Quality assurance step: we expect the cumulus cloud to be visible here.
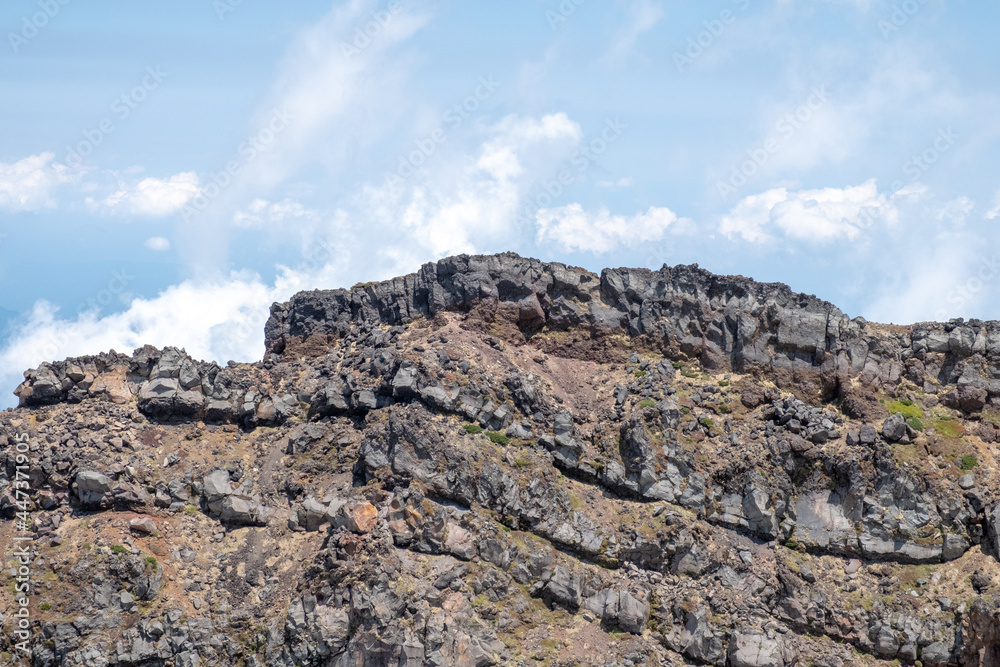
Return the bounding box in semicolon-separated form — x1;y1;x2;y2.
0;267;333;408
536;203;679;253
719;179;897;243
144;236;171;251
475;112;583;182
0;152;73;211
98;172;201;217
357;113;584;263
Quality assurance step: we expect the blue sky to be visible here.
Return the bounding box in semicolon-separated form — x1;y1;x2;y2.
1;0;998;406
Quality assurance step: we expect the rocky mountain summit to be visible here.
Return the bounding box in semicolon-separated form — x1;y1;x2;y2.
5;252;1000;666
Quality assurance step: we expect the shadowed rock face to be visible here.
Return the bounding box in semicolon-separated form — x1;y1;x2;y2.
8;252;1000;666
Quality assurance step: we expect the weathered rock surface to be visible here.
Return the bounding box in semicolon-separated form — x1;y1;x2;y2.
5;252;1000;666
262;253;1000;409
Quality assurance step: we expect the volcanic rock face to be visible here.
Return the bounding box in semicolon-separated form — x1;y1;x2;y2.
5;252;1000;666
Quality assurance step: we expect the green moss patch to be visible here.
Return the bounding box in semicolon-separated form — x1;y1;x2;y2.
888;400;923;419
933;418;963;438
486;431;510;446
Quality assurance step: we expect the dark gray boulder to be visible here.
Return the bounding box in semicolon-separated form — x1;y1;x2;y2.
881;412;908;442
76;470;113;505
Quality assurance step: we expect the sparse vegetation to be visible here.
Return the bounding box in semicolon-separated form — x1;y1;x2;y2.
891;443;923;467
463;423;484;435
568;491;582;510
718;380;729;387
960;455;978;471
144;556;159;571
933;418;963;438
905;416;924;431
681;371;699;379
513;455;532;468
699;417;715;429
898;564;937;591
671;361;683;369
639;399;656;408
39;602;51;611
111;545;129;555
633;369;648;378
486;431;510;446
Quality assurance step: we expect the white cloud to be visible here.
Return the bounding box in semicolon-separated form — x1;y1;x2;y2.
238;0;430;192
805;0;879;13
144;236;171;251
719;179;897;243
718;188;789;243
0;152;73;211
709;42;967;189
99;172;201;217
232;198;321;229
599;0;665;67
0;265;342;408
936;196;974;228
863;193;998;324
481;112;581;158
535;203;679;253
165;0;432;275
596;177;634;189
476;112;582;181
985;190;1000;220
357;113;585;262
862;238;981;325
0;106;591;408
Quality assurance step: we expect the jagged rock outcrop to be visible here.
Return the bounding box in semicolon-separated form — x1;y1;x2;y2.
264;253;1000;408
5;252;1000;666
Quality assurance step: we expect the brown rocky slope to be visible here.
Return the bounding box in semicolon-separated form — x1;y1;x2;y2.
4;252;1000;666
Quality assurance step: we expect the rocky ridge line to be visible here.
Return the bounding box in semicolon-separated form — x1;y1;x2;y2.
264;252;1000;407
